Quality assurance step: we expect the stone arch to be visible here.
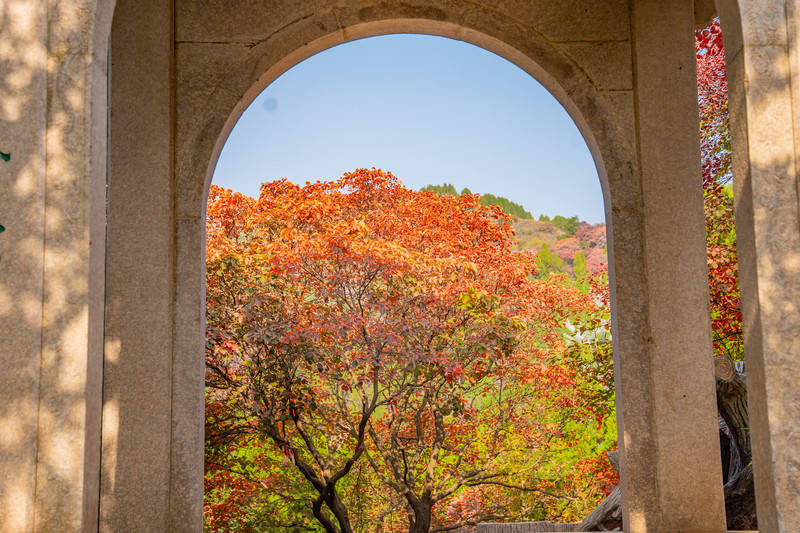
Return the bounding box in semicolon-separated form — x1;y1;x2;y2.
3;0;789;530
174;7;637;526
194;20;627;213
173;0;633;518
102;1;727;531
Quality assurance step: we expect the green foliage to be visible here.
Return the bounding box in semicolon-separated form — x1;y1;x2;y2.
421;183;459;196
479;193;533;219
534;214;580;237
573;251;587;279
534;243;565;277
551;215;580;237
421;183;533;219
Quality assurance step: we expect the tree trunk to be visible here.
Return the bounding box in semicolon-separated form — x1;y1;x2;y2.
717;361;751;463
724;463;757;530
326;487;356;533
410;499;432;533
577;485;622;531
716;361;756;529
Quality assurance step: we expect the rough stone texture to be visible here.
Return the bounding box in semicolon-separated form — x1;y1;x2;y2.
475;0;630;42
622;2;727;532
720;2;800;532
102;0;176;530
176;0;338;43
0;3;48;532
557;41;633;91
2;0;799;531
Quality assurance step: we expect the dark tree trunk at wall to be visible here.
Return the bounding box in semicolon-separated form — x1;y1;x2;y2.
724;462;757;530
717;362;757;530
564;362;757;532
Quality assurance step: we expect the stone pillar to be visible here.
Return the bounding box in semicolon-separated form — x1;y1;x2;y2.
615;1;727;531
1;1;107;531
718;1;800;531
101;0;177;529
0;3;49;531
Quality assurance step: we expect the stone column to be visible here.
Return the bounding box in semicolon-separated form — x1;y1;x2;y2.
718;1;800;531
101;0;177;530
616;1;727;531
0;1;107;531
0;3;49;531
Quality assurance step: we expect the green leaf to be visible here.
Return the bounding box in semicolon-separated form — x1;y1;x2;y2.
0;152;9;162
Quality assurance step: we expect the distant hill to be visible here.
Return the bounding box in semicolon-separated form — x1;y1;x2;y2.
420;183;607;276
420;183;533;220
514;219;607;276
513;219;564;249
537;214;580;237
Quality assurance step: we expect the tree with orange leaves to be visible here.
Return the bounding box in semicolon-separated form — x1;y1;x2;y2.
204;169;602;532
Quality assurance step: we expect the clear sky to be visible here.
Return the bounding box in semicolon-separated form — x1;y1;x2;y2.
211;34;605;223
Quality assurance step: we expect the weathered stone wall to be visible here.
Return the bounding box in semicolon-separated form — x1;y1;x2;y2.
0;4;48;530
0;1;109;531
717;1;800;531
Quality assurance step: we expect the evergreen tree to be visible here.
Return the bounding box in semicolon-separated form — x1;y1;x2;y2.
534;243;565;277
421;183;533;219
421;183;459;196
573;250;588;279
551;215;580;237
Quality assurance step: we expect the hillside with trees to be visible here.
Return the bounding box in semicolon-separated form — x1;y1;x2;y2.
420;184;608;277
420;183;533;220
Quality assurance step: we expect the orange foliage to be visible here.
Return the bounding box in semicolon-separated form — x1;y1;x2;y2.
205;169;609;532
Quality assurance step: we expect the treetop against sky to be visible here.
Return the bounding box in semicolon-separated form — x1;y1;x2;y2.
211;34;605;223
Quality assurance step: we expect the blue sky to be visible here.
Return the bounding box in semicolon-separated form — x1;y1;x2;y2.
212;34;605;223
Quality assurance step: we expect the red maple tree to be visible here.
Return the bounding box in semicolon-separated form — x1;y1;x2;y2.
204;169;608;532
697;18;742;359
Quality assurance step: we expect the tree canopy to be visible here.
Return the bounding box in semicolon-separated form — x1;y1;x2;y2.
205;170;616;532
420;183;534;220
697;18;742;360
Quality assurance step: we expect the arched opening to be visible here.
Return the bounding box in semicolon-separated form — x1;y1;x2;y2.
201;19;616;213
187;17;637;533
102;2;730;531
205;33;612;531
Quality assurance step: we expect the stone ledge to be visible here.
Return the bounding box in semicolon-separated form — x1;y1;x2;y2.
477;526;758;533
